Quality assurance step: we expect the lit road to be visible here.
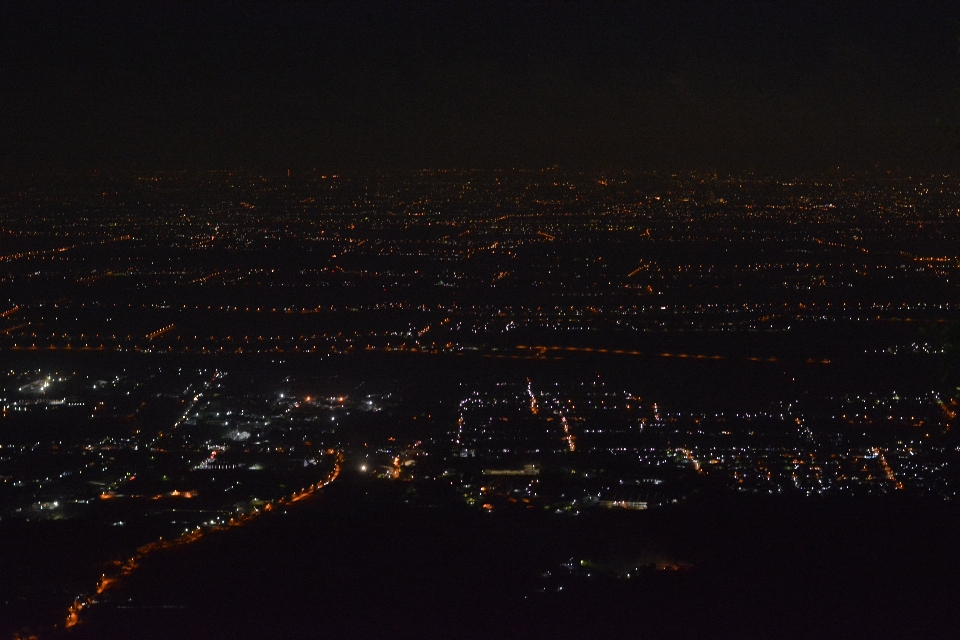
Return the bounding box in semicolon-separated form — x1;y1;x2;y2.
63;451;343;630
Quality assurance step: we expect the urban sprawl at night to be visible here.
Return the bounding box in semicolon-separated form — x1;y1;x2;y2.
2;169;959;638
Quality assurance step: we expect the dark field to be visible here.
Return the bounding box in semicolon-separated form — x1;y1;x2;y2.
54;469;960;640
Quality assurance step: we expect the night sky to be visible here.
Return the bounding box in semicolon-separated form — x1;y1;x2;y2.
2;1;959;172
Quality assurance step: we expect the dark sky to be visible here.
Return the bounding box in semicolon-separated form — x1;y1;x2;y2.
2;1;959;172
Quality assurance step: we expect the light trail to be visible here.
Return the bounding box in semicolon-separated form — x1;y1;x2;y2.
0;322;29;335
188;269;226;284
515;345;832;364
64;451;343;630
148;371;221;449
938;400;957;421
560;414;575;452
872;447;904;490
0;244;76;262
145;324;175;340
678;448;703;474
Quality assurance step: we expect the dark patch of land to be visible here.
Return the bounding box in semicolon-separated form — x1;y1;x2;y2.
63;470;960;640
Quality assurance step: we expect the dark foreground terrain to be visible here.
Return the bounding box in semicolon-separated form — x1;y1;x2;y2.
52;468;960;640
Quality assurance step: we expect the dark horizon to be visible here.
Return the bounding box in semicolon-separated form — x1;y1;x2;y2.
3;1;960;174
